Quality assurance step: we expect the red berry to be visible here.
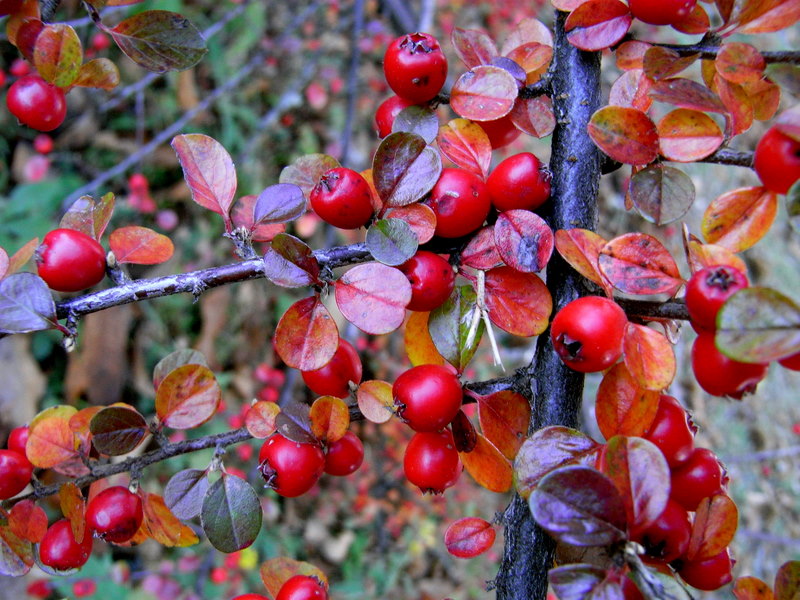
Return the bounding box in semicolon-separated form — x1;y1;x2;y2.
628;0;698;25
779;351;800;371
85;486;144;544
275;575;327;600
7;425;29;456
72;579;97;598
232;595;270;600
685;265;748;331
621;576;644;600
0;0;23;16
630;499;691;563
393;364;463;432
6;74;67;132
309;167;374;229
26;579;54;599
643;395;695;468
404;429;462;494
128;172;149;192
487;152;551;213
0;448;32;499
676;548;734;591
210;566;228;584
39;519;93;571
691;331;768;399
301;338;362;398
669;450;726;511
33;133;54;155
398;251;455;311
478;114;522;149
324;431;364;476
259;434;325;497
91;32;111;52
9;58;30;78
428;168;491;239
36;228;106;292
383;32;447;103
754;127;800;195
550;296;627;373
374;95;415;137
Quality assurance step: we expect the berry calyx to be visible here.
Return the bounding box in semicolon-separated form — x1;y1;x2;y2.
393;364;463;432
628;0;698;25
427;168;491;239
398;251;455;312
685;265;748;331
669;450;726;511
39;519;93;571
676;548;735;591
691;331;768;399
643;395;696;468
487;152;551;213
403;429;462;494
258;434;325;497
85;486;144;544
6;74;67;132
550;296;627;373
753;126;800;195
324;431;364;476
301;338;362;398
374;95;415;138
0;448;33;499
275;574;328;600
36;228;107;292
309;167;374;230
383;32;448;103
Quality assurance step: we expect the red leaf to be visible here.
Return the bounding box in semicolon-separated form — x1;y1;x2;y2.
437;118;492;179
477;390;531;460
599;233;683;296
505;42;552;84
643;47;698;81
8;501;47;544
460;433;513;493
596;363;660;439
715;75;754;136
716;42;765;84
385;204;436;245
0;248;8;280
509;96;556;138
274;296;339;370
564;0;632;52
648;78;726;113
451;27;498;69
588;106;659;165
155;364;221;430
444;517;496;558
686;493;738;561
499;17;553;55
230;195;287;243
334;263;411;335
245;401;280;439
484;266;552;337
609;70;653;112
109;226;174;265
493;210;554;273
657;109;724;162
461;225;503;270
732;0;800;34
616;41;651;71
171;134;236;226
671;2;711;34
32;23;82;87
450;65;518;122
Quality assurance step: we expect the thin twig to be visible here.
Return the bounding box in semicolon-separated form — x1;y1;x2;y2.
698;148;754;168
657;44;800;65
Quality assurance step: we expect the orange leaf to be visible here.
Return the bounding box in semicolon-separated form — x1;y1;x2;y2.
355;380;395;424
733;0;800;34
733;577;775;600
141;492;199;547
405;311;447;367
8;500;47;543
109;226;174;265
0;520;34;575
155;364;221;430
450;65;518;122
499;17;553;55
505;42;552;84
715;75;754;136
32;23;82;87
274;296;339;370
245;401;281;439
477;390;531;460
599;233;683;296
596;363;660;439
686;493;738;561
26;406;80;469
588;106;659;165
509;95;556;138
59;482;86;544
554;228;612;296
716;42;765;84
309;396;350;443
460;433;513;493
623;323;676;391
6;238;39;277
741;78;780;122
437;118;492;179
657;109;723;162
701;186;778;252
260;558;328;599
643;47;698;81
616;41;650;70
683;226;748;275
444;517;496;558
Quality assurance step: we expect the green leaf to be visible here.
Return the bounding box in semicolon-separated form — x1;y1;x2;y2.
201;473;262;553
365;218;419;266
164;469;209;521
428;285;483;372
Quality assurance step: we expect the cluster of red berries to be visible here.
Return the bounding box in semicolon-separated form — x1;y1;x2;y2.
233;574;327;600
36;228;107;293
0;425;32;500
753;125;800;195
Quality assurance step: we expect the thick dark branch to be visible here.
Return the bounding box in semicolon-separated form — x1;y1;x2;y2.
658;44;800;65
698;148;754;168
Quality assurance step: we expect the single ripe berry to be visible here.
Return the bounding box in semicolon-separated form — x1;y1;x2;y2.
630;499;691;563
374;95;415;137
301;339;362;398
36;228;106;292
669;449;726;511
383;32;448;103
259;434;325;497
6;74;67;132
753;126;800;195
275;575;327;600
628;0;698;25
643;395;696;468
478;114;522;149
85;486;144;544
487;152;551;213
691;331;768;399
404;429;462;494
685;265;748;331
676;548;735;591
33;134;54;155
7;425;29;456
39;519;93;571
324;431;364;476
0;448;33;499
393;364;463;432
309;167;374;230
428;168;491;239
398;251;455;312
550;296;627;373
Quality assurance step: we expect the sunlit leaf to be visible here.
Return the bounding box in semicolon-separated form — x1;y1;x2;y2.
245;401;281;439
588;106;659;165
499;17;553;55
657;109;724;162
460;433;513;493
279;154;340;200
484;267;552;336
141;492;199;547
609;70;653;112
702;186;777;252
564;0;632;52
450;65;518;121
554;229;612;296
596;363;660;439
153;349;207;390
437;118;492;179
623;323;676;391
476;390;530;460
599;233;682;296
155;364;221;430
686;493;738;561
109;226;173;264
260;558;328;599
309;396;349;443
26;406;79;469
59;481;86;544
404;311;447;367
356;380;395;424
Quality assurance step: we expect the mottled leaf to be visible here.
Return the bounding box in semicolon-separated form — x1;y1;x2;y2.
643;47;698;81
554;229;612;296
599;233;682;296
8;501;47;544
33;23;81;87
274;296;338;370
372;132;441;207
494;210;554;273
461;225;503;270
648;78;726;113
596;363;660;439
701;186;777;252
153;349;207;390
109;226;173;265
657;109;724;162
155;364;221;430
141;492;199;547
775;561;800;600
26;406;79;469
588;106;659;165
733;577;774;600
72;58;120;90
